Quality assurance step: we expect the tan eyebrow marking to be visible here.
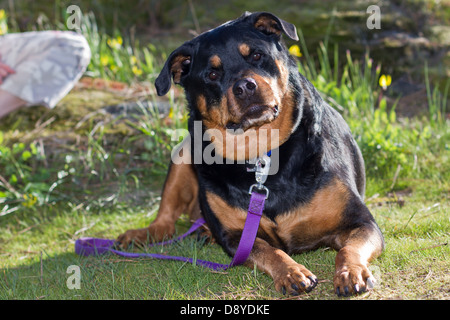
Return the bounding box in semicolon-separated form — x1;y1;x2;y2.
210;55;222;68
239;43;251;56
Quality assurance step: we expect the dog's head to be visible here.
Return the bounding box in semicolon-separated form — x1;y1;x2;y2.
156;12;303;160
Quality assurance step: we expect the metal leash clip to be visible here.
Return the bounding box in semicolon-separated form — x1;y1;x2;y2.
248;153;271;199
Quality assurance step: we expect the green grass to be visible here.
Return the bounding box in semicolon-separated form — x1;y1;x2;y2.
0;194;448;299
1;7;449;300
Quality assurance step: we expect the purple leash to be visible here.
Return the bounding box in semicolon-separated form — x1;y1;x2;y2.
75;217;230;270
75;191;266;271
75;154;271;270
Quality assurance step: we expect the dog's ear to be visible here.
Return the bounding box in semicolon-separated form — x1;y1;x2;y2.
249;12;299;41
155;44;192;96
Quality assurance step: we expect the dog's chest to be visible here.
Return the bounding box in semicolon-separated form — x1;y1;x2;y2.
205;178;348;251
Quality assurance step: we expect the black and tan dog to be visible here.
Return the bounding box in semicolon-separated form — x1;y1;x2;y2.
118;12;384;297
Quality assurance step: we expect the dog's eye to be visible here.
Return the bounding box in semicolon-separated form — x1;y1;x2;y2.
208;71;219;81
252;53;262;61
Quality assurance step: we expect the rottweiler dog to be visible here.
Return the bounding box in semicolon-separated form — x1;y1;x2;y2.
118;11;384;297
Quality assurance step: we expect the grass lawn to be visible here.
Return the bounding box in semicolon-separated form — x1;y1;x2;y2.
0;174;448;299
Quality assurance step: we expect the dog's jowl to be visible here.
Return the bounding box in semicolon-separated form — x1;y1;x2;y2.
118;11;384;297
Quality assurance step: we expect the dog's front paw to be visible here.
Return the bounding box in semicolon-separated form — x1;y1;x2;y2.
274;263;318;296
334;262;376;296
116;228;149;249
117;223;175;249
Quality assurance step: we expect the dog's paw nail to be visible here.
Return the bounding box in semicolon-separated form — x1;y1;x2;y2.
344;286;349;296
366;277;375;289
308;275;318;286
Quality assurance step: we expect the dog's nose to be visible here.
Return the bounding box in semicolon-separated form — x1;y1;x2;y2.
233;78;257;99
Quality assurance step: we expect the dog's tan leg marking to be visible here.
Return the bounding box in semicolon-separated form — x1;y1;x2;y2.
333;224;383;296
206;191;318;295
244;238;318;295
117;139;199;247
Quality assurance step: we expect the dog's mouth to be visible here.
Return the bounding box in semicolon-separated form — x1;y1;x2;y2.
226;104;279;132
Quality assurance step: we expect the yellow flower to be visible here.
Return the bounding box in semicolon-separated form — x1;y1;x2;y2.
168;107;174;119
132;65;142;76
288;44;302;58
0;9;8;35
107;36;122;50
130;55;137;65
100;55;109;66
22;194;38;208
379;74;392;90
